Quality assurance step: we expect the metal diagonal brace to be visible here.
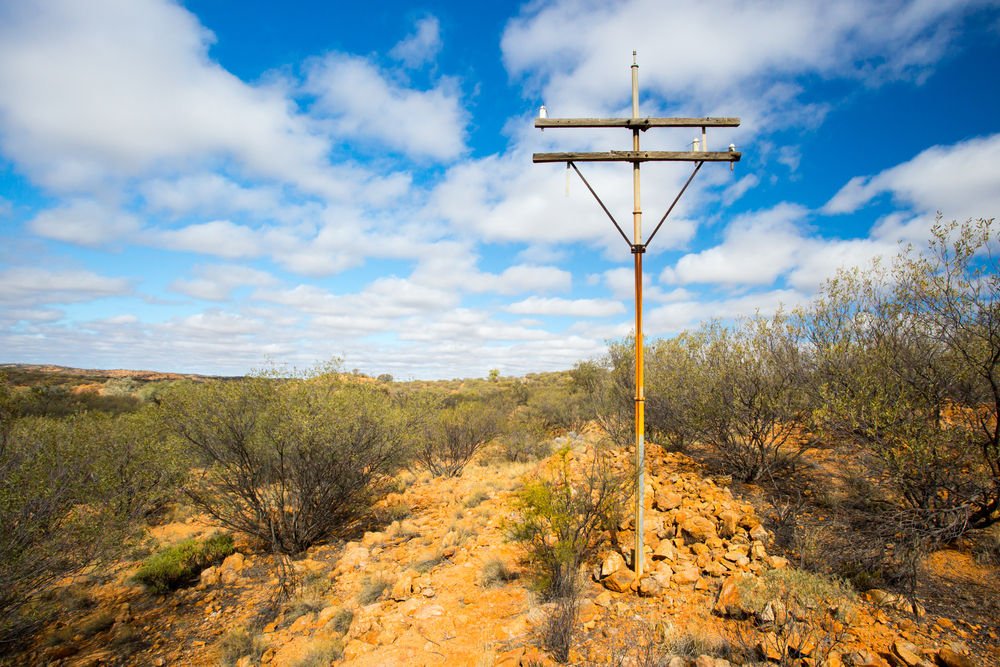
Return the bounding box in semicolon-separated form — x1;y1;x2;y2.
568;162;632;248
644;161;704;247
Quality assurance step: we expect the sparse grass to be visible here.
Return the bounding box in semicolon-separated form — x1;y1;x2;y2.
480;557;518;587
463;488;490;508
291;639;344;667
133;533;235;593
444;523;477;548
737;568;855;616
283;596;324;627
385;501;412;522
217;627;269;667
80;610;115;638
356;574;394;605
660;624;731;660
327;606;354;635
412;549;445;573
974;525;1000;567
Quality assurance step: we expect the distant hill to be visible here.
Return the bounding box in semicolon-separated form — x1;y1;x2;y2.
0;363;237;387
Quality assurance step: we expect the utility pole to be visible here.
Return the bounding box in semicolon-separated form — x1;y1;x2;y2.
533;53;740;578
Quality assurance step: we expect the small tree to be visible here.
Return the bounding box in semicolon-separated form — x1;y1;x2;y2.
507;443;628;598
804;217;1000;589
692;313;814;482
417;394;510;477
0;406;177;639
163;365;415;554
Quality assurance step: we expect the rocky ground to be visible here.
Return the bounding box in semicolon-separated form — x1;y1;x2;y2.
9;430;1000;667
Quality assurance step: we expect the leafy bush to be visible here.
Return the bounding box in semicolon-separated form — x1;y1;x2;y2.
0;403;181;637
162;362;417;554
133;534;234;593
488;414;551;463
804;217;1000;589
418;394;511;477
507;444;628;599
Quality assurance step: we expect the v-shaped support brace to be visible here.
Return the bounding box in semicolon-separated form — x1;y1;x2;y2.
568;160;704;253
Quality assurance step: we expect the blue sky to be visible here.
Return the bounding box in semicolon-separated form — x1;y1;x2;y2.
1;0;998;379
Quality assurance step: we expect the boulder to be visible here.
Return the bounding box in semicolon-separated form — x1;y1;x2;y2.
892;641;923;667
719;510;741;538
655;491;683;511
713;574;753;617
672;565;702;586
601;551;626;577
200;566;219;587
637;576;662;597
221;552;245;572
937;647;975;667
652;540;676;561
603;569;636;593
680;516;717;543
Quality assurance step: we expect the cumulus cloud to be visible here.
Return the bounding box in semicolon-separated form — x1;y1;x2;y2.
28;199;142;246
502;0;989;130
152;220;263;259
390;16;442;68
505;296;626;317
305;53;467;160
823;133;1000;221
0;267;133;307
0;0;420;204
168;264;279;301
660;203;810;286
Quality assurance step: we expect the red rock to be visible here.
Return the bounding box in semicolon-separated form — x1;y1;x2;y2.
938;647;975;667
603;569;635;593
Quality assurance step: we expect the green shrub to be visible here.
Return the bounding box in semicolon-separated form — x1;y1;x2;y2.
0;406;182;632
133;534;234;593
162;362;417;554
507;444;628;599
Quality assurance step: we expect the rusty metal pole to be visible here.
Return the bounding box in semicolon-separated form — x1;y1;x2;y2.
631;52;646;577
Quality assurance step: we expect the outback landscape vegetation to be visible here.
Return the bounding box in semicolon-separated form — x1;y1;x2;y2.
2;217;998;667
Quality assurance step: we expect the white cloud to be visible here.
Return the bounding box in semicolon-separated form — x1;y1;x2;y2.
0;267;133;306
153;220;263;259
823;133;1000;221
722;173;760;205
501;0;988;133
305;53;467;160
390;16;442;69
142;174;283;216
28;199;142;246
0;0;390;200
168;264;279;301
661;203;809;286
505;296;626;317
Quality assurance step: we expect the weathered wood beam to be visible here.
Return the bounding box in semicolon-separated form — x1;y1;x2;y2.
535;117;740;129
532;150;741;163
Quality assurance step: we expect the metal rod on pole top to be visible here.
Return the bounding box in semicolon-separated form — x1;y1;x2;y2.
533;54;741;579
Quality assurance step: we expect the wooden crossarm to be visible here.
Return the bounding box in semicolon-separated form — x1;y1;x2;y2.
532;150;740;163
534;117;740;129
